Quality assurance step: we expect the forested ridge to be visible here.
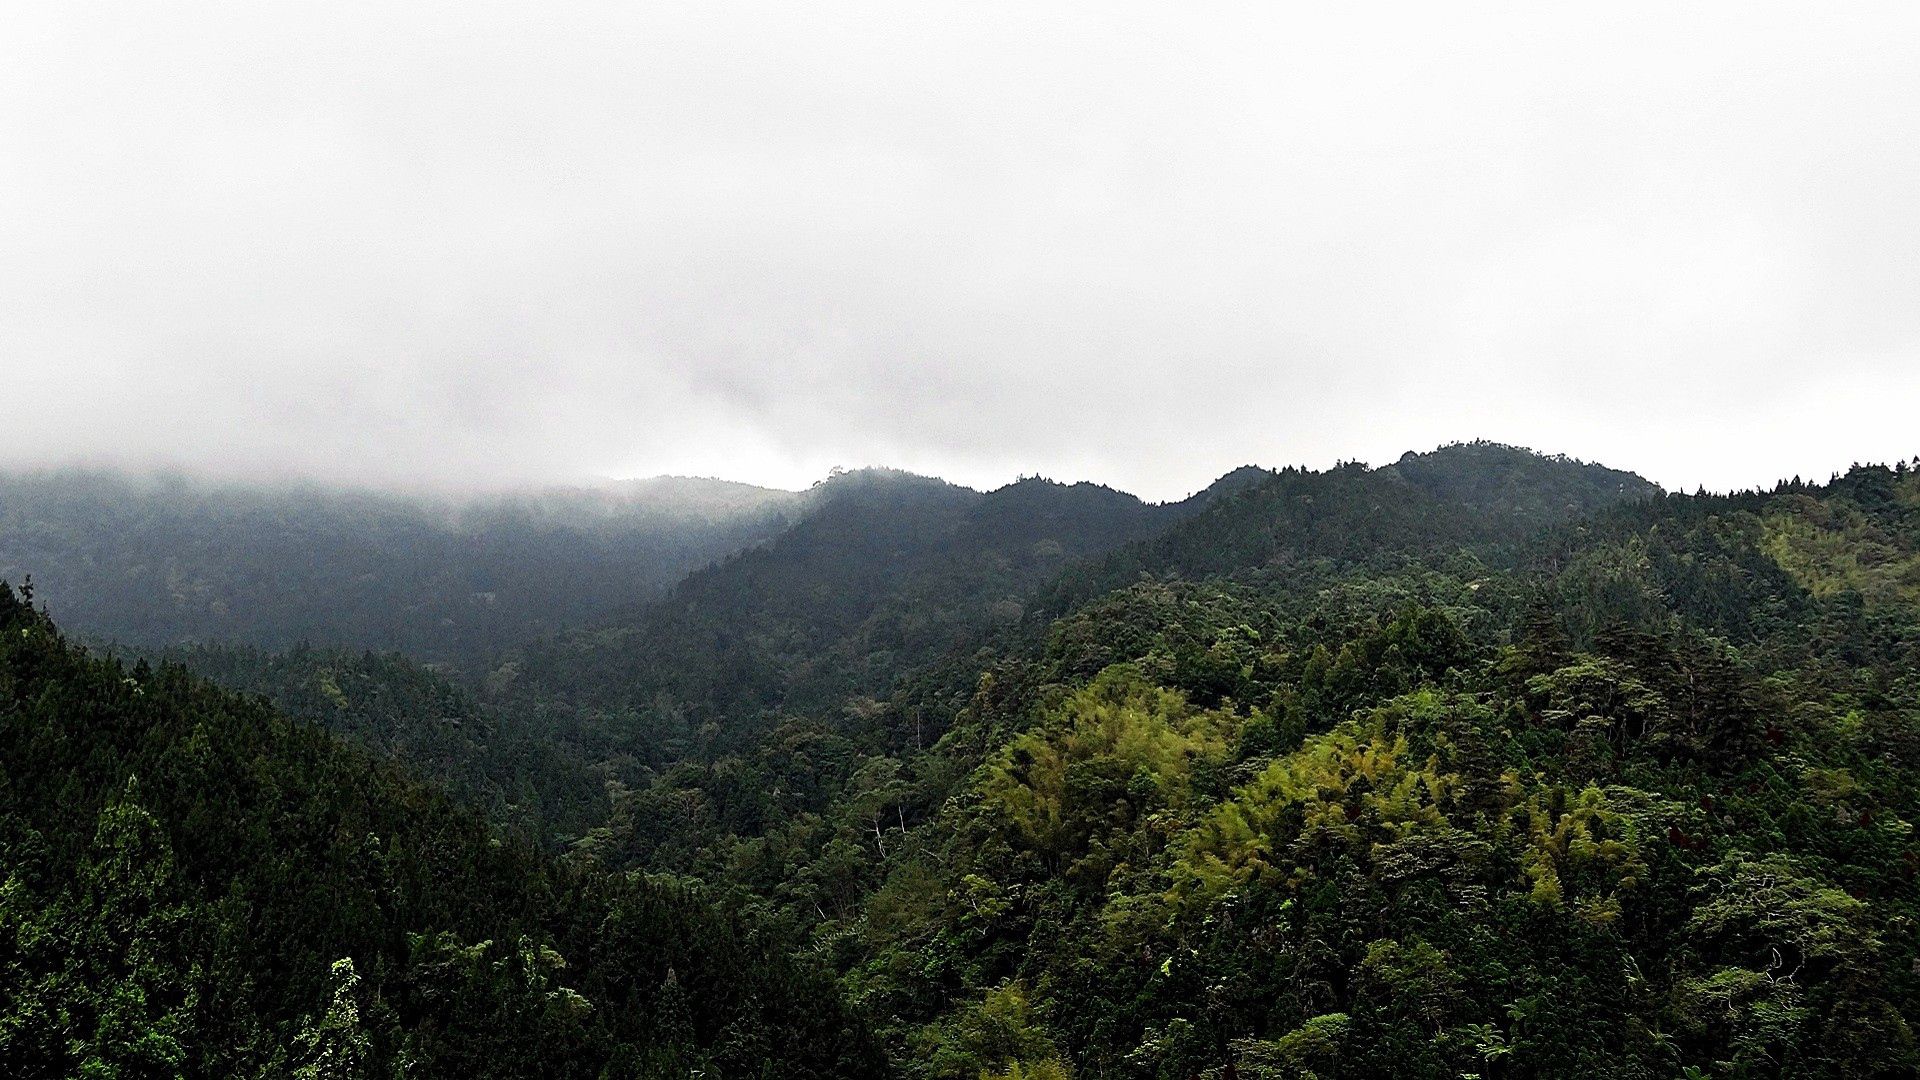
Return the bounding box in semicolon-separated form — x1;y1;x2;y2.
0;583;884;1077
6;442;1920;1077
484;468;1196;783
0;471;802;667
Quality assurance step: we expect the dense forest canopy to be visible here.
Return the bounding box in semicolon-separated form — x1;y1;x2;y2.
485;467;1204;777
7;441;1920;1078
0;583;883;1078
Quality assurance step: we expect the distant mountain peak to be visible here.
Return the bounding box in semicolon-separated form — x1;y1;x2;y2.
1195;465;1279;501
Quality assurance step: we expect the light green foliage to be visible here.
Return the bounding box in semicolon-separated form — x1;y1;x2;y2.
1674;965;1809;1070
1168;698;1460;909
1672;852;1909;1072
1515;785;1643;923
1685;852;1879;969
980;667;1234;862
1899;468;1920;509
914;982;1067;1080
1762;496;1920;607
291;959;373;1080
1357;939;1462;1031
1225;1013;1350;1078
1526;657;1669;757
981;1060;1072;1080
0;785;198;1079
863;859;949;942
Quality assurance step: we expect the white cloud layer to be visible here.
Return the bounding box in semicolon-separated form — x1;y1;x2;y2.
3;2;1917;499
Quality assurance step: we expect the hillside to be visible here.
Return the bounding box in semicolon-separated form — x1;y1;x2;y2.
17;446;1920;1078
0;471;801;667
1041;442;1659;609
147;642;609;845
487;468;1193;769
569;453;1920;1078
0;582;884;1078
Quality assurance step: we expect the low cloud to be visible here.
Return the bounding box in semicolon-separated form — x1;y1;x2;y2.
4;3;1916;499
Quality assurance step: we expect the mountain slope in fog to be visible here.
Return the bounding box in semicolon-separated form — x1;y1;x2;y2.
0;471;801;666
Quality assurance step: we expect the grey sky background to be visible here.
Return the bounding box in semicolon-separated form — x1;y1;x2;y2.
3;3;1917;501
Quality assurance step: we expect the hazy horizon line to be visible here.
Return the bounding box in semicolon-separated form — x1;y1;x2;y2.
6;439;1916;508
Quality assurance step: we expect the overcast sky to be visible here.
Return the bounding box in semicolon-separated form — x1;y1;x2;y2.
3;3;1917;500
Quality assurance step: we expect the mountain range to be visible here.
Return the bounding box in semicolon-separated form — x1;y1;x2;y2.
5;441;1919;1078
